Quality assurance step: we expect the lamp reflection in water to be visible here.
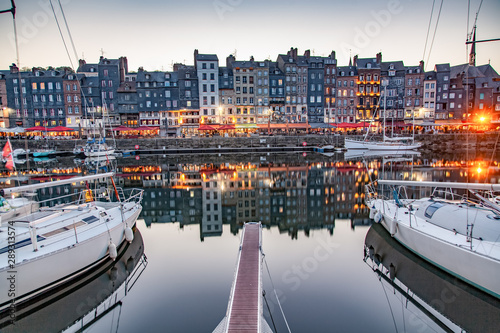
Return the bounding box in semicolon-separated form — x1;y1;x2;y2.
0;228;147;333
363;223;500;333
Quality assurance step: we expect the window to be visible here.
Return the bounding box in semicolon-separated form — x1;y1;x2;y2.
480;93;484;100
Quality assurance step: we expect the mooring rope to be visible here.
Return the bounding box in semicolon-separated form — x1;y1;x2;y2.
263;254;292;333
262;289;278;333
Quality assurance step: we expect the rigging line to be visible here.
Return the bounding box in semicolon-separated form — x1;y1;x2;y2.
57;0;79;64
425;0;444;71
262;289;279;333
380;278;399;333
263;256;292;333
422;0;437;70
49;0;75;70
467;0;470;41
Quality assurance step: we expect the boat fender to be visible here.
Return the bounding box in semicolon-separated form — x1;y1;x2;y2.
374;212;383;223
374;254;382;266
368;245;374;260
124;227;134;243
126;257;135;273
390;218;398;236
109;266;118;281
389;263;396;281
108;242;117;261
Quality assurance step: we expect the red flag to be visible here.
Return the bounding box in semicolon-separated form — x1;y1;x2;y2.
2;139;14;170
5;154;14;171
2;139;12;159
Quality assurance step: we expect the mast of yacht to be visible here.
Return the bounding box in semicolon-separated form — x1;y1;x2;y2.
383;84;387;143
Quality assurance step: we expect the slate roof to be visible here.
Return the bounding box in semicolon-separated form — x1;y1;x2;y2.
356;57;380;69
196;54;218;61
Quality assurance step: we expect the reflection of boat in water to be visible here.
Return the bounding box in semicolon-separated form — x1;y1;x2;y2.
33;156;58;165
344;149;420;160
74;155;116;173
0;228;147;332
366;180;500;298
364;223;500;333
74;138;115;158
0;172;144;310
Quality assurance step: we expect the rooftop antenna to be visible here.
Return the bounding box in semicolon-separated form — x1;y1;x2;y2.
100;48;105;57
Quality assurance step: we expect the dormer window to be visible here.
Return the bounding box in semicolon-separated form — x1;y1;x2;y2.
390;64;394;69
367;63;371;69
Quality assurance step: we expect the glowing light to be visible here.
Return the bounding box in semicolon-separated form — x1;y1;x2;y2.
477;167;482;174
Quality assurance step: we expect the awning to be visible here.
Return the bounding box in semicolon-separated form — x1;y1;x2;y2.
287;123;311;129
136;125;160;131
257;124;288;129
309;123;336;129
198;124;219;130
235;124;258;129
25;126;49;132
218;124;236;130
2;127;25;133
332;122;373;128
49;126;77;132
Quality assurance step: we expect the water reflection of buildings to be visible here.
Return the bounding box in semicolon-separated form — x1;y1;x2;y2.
131;161;375;240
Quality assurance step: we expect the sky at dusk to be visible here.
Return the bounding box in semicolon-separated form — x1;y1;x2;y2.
0;0;499;73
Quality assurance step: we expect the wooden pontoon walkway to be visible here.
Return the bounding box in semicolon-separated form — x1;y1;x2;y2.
213;222;273;333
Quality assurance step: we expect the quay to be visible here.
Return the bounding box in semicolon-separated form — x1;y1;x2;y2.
213;222;273;333
3;133;499;157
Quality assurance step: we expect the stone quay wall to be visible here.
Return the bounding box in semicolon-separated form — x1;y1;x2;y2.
3;133;499;154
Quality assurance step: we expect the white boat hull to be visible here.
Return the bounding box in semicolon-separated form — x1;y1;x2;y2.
345;138;421;150
0;202;141;309
85;148;115;157
370;199;500;298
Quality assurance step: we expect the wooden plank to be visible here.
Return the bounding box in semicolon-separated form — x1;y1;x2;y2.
228;223;260;333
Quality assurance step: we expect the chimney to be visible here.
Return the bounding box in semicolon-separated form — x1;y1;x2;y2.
138;67;144;73
419;60;424;70
226;55;235;68
119;56;128;83
250;55;254;62
194;49;199;69
173;63;181;71
353;55;358;66
376;52;382;65
9;63;18;74
304;50;311;58
77;59;86;72
330;51;336;60
293;48;298;61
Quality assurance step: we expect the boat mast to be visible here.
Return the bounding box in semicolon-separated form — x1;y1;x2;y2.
383;84;387;142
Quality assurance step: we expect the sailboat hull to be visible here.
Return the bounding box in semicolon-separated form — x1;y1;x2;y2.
369;198;500;298
345;138;421;150
0;204;142;310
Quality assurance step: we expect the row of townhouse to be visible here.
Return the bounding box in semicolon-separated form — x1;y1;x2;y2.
1;48;499;133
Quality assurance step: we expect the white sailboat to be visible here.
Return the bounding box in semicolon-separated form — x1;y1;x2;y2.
345;85;421;150
0;172;144;310
366;180;500;299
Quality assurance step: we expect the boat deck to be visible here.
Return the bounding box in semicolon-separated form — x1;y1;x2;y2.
227;223;261;333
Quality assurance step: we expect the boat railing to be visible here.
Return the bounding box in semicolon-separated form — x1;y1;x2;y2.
117;187;144;205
